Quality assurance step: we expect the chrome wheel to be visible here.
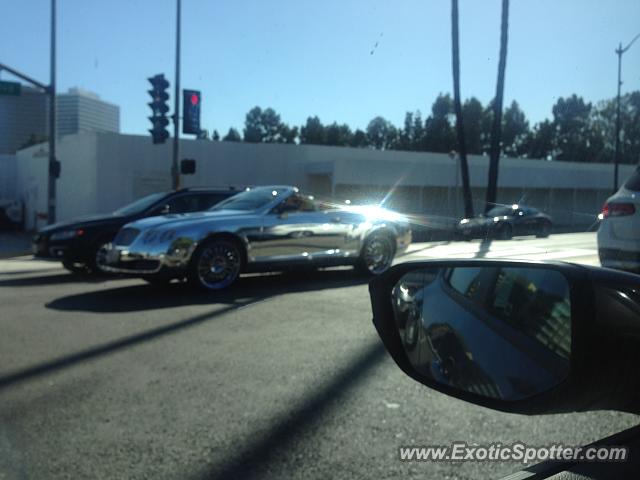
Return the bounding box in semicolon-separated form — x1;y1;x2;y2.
94;242;111;273
361;234;394;275
195;241;242;290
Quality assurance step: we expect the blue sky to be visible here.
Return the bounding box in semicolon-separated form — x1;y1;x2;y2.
2;0;640;137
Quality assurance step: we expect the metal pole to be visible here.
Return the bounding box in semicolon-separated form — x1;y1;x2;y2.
47;0;57;224
613;43;622;193
172;0;181;190
612;33;640;193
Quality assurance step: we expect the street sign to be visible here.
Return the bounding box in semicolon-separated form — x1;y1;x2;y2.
0;81;21;95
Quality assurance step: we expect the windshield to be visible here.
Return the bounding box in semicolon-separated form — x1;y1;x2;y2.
113;192;167;216
485;206;516;217
209;187;288;211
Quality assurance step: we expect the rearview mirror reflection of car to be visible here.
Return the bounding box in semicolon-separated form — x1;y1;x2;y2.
370;260;640;415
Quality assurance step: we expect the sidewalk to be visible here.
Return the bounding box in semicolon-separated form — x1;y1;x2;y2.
0;230;33;259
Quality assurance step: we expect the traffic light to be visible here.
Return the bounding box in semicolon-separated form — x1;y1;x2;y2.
182;89;201;135
148;74;170;144
180;159;196;175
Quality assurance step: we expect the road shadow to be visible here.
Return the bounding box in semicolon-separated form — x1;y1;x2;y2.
474;236;493;258
47;268;370;313
397;241;451;258
0;271;123;287
0;299;263;392
196;340;387;480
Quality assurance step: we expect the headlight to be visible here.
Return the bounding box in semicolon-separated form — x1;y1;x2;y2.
50;229;84;241
460;218;469;225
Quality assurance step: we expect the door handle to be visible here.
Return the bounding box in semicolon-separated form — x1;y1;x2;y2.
330;217;341;223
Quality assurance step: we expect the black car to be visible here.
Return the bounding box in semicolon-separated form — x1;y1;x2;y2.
456;204;552;240
32;187;238;273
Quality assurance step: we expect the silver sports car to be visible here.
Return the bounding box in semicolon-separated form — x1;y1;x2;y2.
102;185;412;289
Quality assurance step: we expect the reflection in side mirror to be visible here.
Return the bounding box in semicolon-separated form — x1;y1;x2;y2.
392;266;571;401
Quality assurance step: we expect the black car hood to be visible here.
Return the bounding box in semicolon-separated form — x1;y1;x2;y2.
38;213;127;233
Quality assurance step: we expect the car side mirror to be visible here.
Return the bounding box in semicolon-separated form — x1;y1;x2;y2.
370;260;640;414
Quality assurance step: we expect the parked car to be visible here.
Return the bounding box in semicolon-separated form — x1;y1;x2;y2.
598;166;640;271
101;185;412;289
32;187;238;273
456;204;553;240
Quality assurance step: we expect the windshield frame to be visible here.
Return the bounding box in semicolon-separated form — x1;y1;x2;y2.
209;187;293;213
113;192;168;216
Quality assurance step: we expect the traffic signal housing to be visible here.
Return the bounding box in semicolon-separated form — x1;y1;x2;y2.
148;74;170;144
180;159;196;175
183;89;201;135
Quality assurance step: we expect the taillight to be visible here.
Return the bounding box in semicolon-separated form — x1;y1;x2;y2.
600;202;636;219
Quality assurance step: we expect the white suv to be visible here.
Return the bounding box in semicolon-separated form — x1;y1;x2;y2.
597;166;640;271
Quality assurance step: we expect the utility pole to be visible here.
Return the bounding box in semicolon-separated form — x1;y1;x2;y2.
172;0;181;191
613;33;640;193
48;0;57;224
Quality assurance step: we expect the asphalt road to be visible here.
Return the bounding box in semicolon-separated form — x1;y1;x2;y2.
0;232;637;480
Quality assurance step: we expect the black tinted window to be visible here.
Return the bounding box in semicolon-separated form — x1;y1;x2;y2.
166;195;201;213
199;193;232;210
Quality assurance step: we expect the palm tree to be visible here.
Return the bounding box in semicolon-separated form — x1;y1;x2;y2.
451;0;474;219
485;0;510;213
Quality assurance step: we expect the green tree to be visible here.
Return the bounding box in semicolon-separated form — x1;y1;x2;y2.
350;129;368;148
522;120;555;159
325;122;353;146
243;106;297;143
423;94;456;153
222;127;242;142
212;130;220;141
399;112;415;151
366;116;398;150
300;116;326;145
552;95;596;162
502;100;529;156
461;97;484;154
591;91;640;165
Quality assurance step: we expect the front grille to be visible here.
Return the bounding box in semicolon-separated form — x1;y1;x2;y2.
114;228;140;246
112;259;161;272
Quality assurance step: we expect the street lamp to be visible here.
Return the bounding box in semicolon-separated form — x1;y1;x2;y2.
613;32;640;193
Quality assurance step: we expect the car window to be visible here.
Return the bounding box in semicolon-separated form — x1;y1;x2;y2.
166;194;201;213
445;267;484;301
486;267;571;360
198;193;232;211
113;192;168;216
277;193;317;213
210;187;288;211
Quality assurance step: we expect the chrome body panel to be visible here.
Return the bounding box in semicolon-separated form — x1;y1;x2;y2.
102;186;411;276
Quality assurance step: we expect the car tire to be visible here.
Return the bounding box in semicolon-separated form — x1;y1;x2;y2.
188;238;244;290
496;223;513;240
86;238;113;275
536;222;552;238
355;232;395;276
62;259;88;274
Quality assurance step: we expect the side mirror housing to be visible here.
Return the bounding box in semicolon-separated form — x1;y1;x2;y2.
370;259;640;415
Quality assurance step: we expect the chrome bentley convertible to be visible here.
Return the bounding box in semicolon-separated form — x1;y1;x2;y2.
102;186;412;289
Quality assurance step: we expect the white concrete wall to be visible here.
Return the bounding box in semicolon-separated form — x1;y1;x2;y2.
13;132;638;229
